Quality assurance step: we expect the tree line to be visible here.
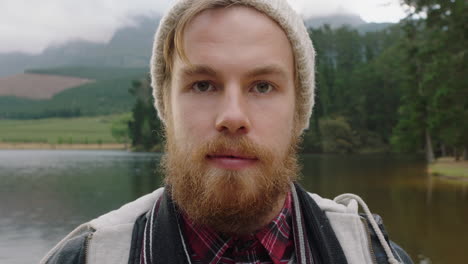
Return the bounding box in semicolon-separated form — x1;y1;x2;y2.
392;0;467;161
127;0;467;162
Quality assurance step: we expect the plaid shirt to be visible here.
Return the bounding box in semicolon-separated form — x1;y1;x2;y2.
140;190;315;264
181;192;297;264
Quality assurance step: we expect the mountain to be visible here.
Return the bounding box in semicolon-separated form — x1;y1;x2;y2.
0;16;159;78
0;13;394;78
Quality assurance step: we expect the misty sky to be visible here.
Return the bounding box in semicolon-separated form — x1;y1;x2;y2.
0;0;408;54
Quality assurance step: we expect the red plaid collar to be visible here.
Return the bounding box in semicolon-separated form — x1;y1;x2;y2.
180;192;293;264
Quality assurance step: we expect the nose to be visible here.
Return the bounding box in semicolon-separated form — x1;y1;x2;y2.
215;86;251;135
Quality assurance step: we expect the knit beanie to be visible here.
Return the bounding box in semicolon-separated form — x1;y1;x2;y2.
150;0;315;132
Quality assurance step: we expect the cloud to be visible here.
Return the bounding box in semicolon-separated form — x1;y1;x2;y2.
287;0;353;17
287;0;406;21
0;0;406;54
0;0;173;54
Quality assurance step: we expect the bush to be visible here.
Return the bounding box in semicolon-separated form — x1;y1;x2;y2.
319;117;355;154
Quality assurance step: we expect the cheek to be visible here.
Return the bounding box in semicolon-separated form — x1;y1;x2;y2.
251;97;295;147
171;95;215;141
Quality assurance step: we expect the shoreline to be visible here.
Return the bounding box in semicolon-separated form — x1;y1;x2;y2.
429;157;468;181
0;142;127;150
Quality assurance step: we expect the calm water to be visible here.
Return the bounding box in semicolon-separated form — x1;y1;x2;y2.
0;150;466;264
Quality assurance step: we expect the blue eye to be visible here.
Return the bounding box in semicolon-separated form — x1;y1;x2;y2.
192;81;214;92
252;82;274;94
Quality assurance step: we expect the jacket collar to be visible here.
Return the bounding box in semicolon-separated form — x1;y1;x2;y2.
292;183;348;264
144;187;190;264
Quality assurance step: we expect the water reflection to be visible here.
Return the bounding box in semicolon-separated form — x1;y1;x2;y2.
0;151;466;264
299;154;468;264
0;150;163;264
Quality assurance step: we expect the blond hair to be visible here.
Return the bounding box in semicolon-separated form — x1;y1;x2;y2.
164;0;241;74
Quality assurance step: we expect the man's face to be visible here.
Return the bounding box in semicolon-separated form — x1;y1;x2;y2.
163;6;298;233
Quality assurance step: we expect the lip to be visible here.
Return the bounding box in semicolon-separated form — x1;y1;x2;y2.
206;152;258;170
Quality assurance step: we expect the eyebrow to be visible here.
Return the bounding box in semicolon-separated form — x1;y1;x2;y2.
179;64;289;80
245;65;289;80
180;65;218;78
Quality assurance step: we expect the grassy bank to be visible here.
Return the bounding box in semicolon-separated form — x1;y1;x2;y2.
0;115;127;147
429;157;468;179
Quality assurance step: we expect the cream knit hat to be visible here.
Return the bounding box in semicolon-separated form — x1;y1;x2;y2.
150;0;315;132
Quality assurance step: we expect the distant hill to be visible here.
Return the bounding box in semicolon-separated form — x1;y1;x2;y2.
0;16;159;78
0;73;93;99
0;13;394;78
0;66;148;119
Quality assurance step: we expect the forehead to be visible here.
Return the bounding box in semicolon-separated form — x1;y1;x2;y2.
174;5;295;79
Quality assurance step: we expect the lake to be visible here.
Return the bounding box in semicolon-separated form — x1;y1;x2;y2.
0;150;466;263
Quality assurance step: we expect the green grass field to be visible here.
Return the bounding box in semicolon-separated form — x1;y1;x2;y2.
0;115;126;144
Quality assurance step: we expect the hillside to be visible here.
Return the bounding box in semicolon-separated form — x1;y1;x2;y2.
0;16;159;78
0;67;148;119
0;73;93;99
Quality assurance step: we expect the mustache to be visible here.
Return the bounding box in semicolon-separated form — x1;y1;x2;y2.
192;135;273;164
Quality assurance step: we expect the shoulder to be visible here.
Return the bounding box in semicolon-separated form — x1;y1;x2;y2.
306;191;413;264
89;187;164;229
361;213;414;264
40;188;165;264
40;224;92;264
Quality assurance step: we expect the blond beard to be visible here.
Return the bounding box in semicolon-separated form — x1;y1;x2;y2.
162;129;300;235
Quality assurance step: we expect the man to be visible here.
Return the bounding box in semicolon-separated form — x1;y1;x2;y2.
41;0;413;263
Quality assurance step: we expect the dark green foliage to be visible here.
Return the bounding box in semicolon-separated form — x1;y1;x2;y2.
303;25;404;153
111;113;132;144
319;117;355;154
392;0;467;160
128;77;164;151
